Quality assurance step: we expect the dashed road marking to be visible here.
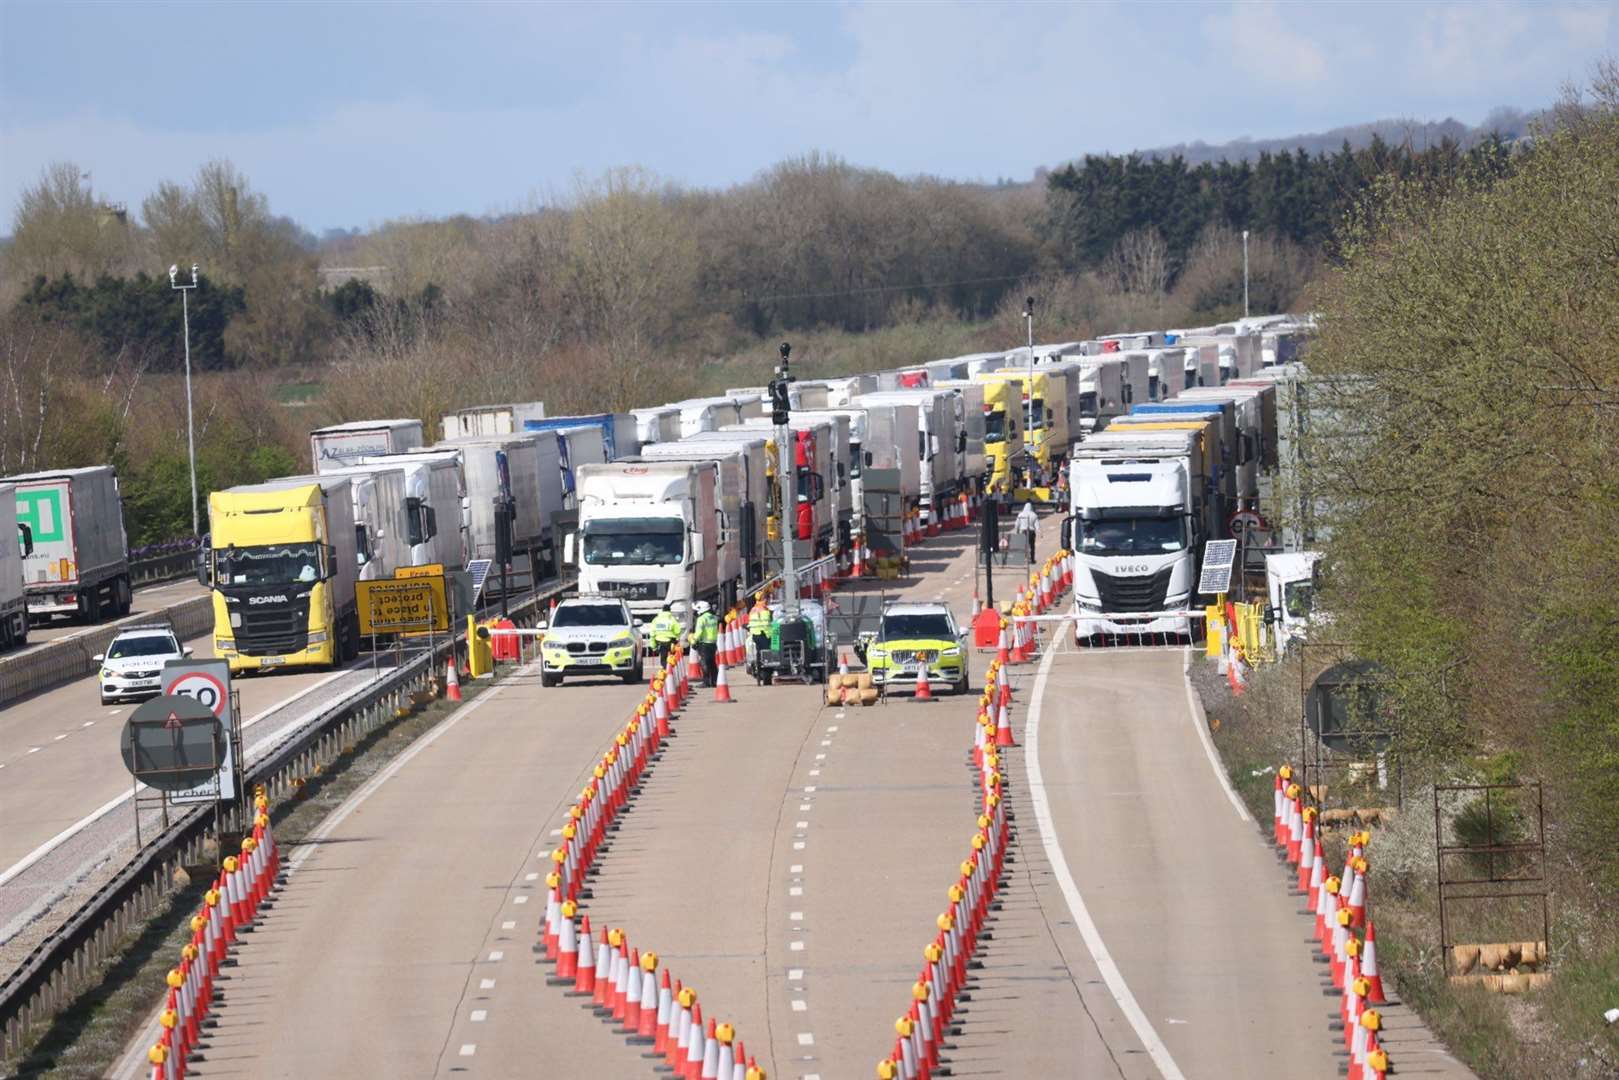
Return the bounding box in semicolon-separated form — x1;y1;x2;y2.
787;968;804;980
790;941;805;951
82;720;96;727
797;1033;815;1046
790;864;803;873
54;734;68;741
793;841;806;850
27;747;40;754
480;978;496;989
803;786;816;793
488;950;504;961
459;1044;477;1057
512;895;528;904
795;820;809;829
789;886;802;896
798;803;812;811
819;739;832;747
814;753;826;760
826;725;838;732
470;1009;487;1022
808;769;820;776
792;999;808;1012
789;911;804;921
525;872;539;881
501;920;516;930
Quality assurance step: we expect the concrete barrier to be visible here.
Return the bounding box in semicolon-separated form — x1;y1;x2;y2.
0;597;214;708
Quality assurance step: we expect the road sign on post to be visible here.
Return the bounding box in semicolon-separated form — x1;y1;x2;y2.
161;659;239;805
358;576;450;635
121;694;224;794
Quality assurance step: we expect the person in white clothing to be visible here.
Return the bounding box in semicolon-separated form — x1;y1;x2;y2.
1013;501;1039;566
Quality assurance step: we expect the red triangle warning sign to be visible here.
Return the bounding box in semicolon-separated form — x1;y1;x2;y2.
164;711;185;730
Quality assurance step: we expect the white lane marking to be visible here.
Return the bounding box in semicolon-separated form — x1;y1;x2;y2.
798;803;812;811
550;827;562;836
814;753;826;761
792;999;808;1012
502;921;516;930
1180;648;1251;822
789;941;805;951
808;769;820;776
4;667;353;888
26;747;40;754
459;1044;477;1057
803;786;816;793
793;841;806;850
53;733;68;741
106;710;120;716
789;886;802;897
819;740;832;747
789;911;804;921
470;1010;487;1022
787;968;804;980
797;1033;815;1046
83;720;96;727
488;950;504;961
480;978;497;989
525;872;539;881
1026;646;1188;1080
826;725;838;732
512;895;528;904
789;864;803;873
795;820;809;829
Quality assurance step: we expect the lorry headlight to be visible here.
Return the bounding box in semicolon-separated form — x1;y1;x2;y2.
1078;596;1102;611
307;631;328;645
215;638;234;652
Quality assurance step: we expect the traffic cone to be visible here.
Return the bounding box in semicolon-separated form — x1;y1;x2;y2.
1272;771;1286;844
1361;922;1387;1004
684;1007;706;1078
995;696;1015;747
592;929;614;1010
654;971;674;1054
1347;859;1368;928
688;647;704;683
912;664;934;703
445;655;462;702
634;953;659;1042
1297;811;1316;891
714;662;734;703
553;901;579;983
570;916;596;996
995;623;1009;665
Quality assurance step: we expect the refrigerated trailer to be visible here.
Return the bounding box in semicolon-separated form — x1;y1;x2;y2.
310;419;424;472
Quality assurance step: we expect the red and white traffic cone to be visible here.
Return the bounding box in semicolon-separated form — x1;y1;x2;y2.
1362;921;1387;1004
913;664;934;703
570;916;596;996
995;697;1015;747
445;655;462;702
714;662;734;703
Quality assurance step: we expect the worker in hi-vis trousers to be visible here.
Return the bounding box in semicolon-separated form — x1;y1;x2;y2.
692;601;719;687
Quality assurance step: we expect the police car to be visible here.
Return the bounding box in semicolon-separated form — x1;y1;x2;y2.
95;624;191;706
539;595;643;688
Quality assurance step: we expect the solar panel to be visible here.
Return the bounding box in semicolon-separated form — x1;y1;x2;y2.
467;559;494;603
1197;539;1239;596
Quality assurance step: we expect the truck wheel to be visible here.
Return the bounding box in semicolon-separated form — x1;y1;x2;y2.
0;618;11;650
14;618;25;647
76;591;95;624
115;576;132;616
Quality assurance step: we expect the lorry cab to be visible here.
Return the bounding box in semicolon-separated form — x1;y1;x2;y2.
1266;551;1324;653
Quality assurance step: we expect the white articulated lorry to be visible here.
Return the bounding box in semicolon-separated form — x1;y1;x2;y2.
1068;427;1216;643
569;460;735;628
359;450;467;570
1;484;31;648
310;419;424;472
436;432;566;589
639;432;771;588
673;398;743;438
932;380;987;495
5;466;131;623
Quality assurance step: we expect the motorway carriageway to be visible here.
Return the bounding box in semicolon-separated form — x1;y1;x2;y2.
8;577;208;655
111;516;1472;1079
0;610;405;965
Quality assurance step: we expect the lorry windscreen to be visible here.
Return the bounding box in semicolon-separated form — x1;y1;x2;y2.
984;411;1008;443
882;614;953;640
1079;517;1185;555
582;520;683;566
216;544;324;585
1284;581;1314;619
1079;392;1099;418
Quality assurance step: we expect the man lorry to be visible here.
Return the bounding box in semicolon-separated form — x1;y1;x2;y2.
6;466;131;623
1;484;31;649
568;460;735;629
310;419;424;472
204;475;361;671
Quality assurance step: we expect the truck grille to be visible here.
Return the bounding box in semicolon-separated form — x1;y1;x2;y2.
1093;568;1173;613
229;594;311;656
599;581;668;602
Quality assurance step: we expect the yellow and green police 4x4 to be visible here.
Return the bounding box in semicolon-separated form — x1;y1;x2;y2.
863;602;970;695
540;596;643;688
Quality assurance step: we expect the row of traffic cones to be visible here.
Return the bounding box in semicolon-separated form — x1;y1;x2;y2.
145;790;282;1080
1274;767;1391;1079
879;656;1016;1080
534;649;765;1078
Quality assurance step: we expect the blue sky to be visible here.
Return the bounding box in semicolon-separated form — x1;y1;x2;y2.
2;1;1615;232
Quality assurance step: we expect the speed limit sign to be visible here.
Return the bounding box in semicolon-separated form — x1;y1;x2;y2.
161;660;237;804
1228;509;1269;537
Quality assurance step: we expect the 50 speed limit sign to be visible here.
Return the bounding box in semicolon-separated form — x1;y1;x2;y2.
161;659;238;804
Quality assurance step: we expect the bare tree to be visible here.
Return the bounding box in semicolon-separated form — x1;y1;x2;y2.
1104;227;1171;296
8;162;132;283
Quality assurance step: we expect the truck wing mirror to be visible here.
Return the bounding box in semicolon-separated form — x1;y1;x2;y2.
17;522;33;557
562;532;576;566
195;547;211;588
689;530;706;562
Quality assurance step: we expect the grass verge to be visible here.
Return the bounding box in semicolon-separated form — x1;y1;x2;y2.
3;671;503;1080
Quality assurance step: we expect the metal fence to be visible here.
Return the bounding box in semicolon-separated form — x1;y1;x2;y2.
0;577;571;1062
0;597;214;708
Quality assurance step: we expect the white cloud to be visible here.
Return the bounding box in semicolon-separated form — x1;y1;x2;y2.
1201;1;1332;88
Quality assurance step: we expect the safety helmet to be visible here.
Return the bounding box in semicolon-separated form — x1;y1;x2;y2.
694;601;710;614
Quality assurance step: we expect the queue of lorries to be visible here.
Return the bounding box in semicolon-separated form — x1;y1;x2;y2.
2;311;1321;668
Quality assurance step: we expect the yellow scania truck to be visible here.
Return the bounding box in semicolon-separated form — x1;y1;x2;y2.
972;377;1024;495
203;476;361;672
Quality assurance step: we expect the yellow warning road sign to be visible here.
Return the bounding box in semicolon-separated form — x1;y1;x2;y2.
395;563;445;580
357;577;448;635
